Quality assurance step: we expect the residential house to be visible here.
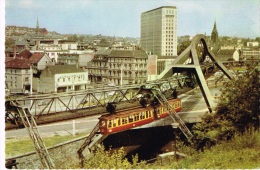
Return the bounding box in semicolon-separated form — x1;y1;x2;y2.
57;50;94;66
38;65;90;93
5;50;53;93
246;42;259;47
59;40;78;50
5;58;32;93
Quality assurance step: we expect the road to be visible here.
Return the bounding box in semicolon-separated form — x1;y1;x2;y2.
5;114;100;139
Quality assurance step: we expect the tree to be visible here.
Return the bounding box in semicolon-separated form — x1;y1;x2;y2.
99;38;109;47
78;35;85;42
5;37;15;49
68;34;78;41
216;64;259;131
192;64;259;149
177;41;191;55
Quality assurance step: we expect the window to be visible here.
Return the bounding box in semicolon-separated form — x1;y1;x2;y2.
129;116;133;123
113;120;117;127
122;118;128;124
134;114;139;121
108;120;112;128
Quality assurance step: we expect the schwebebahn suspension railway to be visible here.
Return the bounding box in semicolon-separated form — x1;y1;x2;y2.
5;34;258;168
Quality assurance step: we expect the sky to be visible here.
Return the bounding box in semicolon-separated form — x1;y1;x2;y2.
3;0;260;38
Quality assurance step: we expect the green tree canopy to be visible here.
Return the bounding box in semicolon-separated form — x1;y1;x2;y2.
192;64;259;147
177;41;191;55
5;37;15;48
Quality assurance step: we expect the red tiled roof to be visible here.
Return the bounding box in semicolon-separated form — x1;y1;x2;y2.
28;52;45;63
5;52;46;69
17;49;32;59
5;57;14;62
5;58;31;69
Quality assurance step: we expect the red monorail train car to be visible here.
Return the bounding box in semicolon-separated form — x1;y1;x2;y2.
99;98;182;135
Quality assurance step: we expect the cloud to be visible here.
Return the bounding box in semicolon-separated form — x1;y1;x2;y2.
6;0;43;9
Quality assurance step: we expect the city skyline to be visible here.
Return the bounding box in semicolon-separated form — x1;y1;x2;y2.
3;0;260;39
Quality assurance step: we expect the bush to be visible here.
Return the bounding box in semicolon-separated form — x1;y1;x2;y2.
83;146;147;169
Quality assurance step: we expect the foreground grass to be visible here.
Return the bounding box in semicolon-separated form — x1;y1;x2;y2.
81;130;260;169
151;130;260;169
5;133;86;158
6;130;259;169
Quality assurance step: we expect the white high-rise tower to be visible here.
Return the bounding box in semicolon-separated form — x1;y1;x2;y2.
141;6;177;57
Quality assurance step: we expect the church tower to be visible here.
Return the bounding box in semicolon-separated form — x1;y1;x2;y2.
36;17;39;34
211;20;219;45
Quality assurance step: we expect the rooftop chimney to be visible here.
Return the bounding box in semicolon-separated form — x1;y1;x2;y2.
13;46;16;58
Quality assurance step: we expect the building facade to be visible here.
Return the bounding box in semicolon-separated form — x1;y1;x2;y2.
5;51;53;94
241;50;260;60
107;50;148;85
38;65;90;93
88;49;148;85
141;6;177;56
5;58;32;93
88;48;110;83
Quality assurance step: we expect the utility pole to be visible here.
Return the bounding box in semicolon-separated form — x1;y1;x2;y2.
120;63;123;86
30;64;33;95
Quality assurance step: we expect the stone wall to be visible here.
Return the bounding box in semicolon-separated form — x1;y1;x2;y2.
7;137;88;169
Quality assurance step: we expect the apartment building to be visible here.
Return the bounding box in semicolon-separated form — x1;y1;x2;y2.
88;49;148;85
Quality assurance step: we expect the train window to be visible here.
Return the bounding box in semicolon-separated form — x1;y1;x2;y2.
122;118;128;124
135;114;139;121
129;116;133;123
118;118;121;126
141;112;145;119
146;111;148;118
108;120;112;128
113;120;117;127
148;111;151;117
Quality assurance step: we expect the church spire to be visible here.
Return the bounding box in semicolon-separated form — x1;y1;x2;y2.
36;17;39;34
213;19;217;32
211;19;219;45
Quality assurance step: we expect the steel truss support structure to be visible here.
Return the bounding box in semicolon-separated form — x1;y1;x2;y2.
160;34;234;112
9;101;55;169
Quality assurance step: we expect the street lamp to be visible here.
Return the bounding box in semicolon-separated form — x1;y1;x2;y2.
171;122;179;161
